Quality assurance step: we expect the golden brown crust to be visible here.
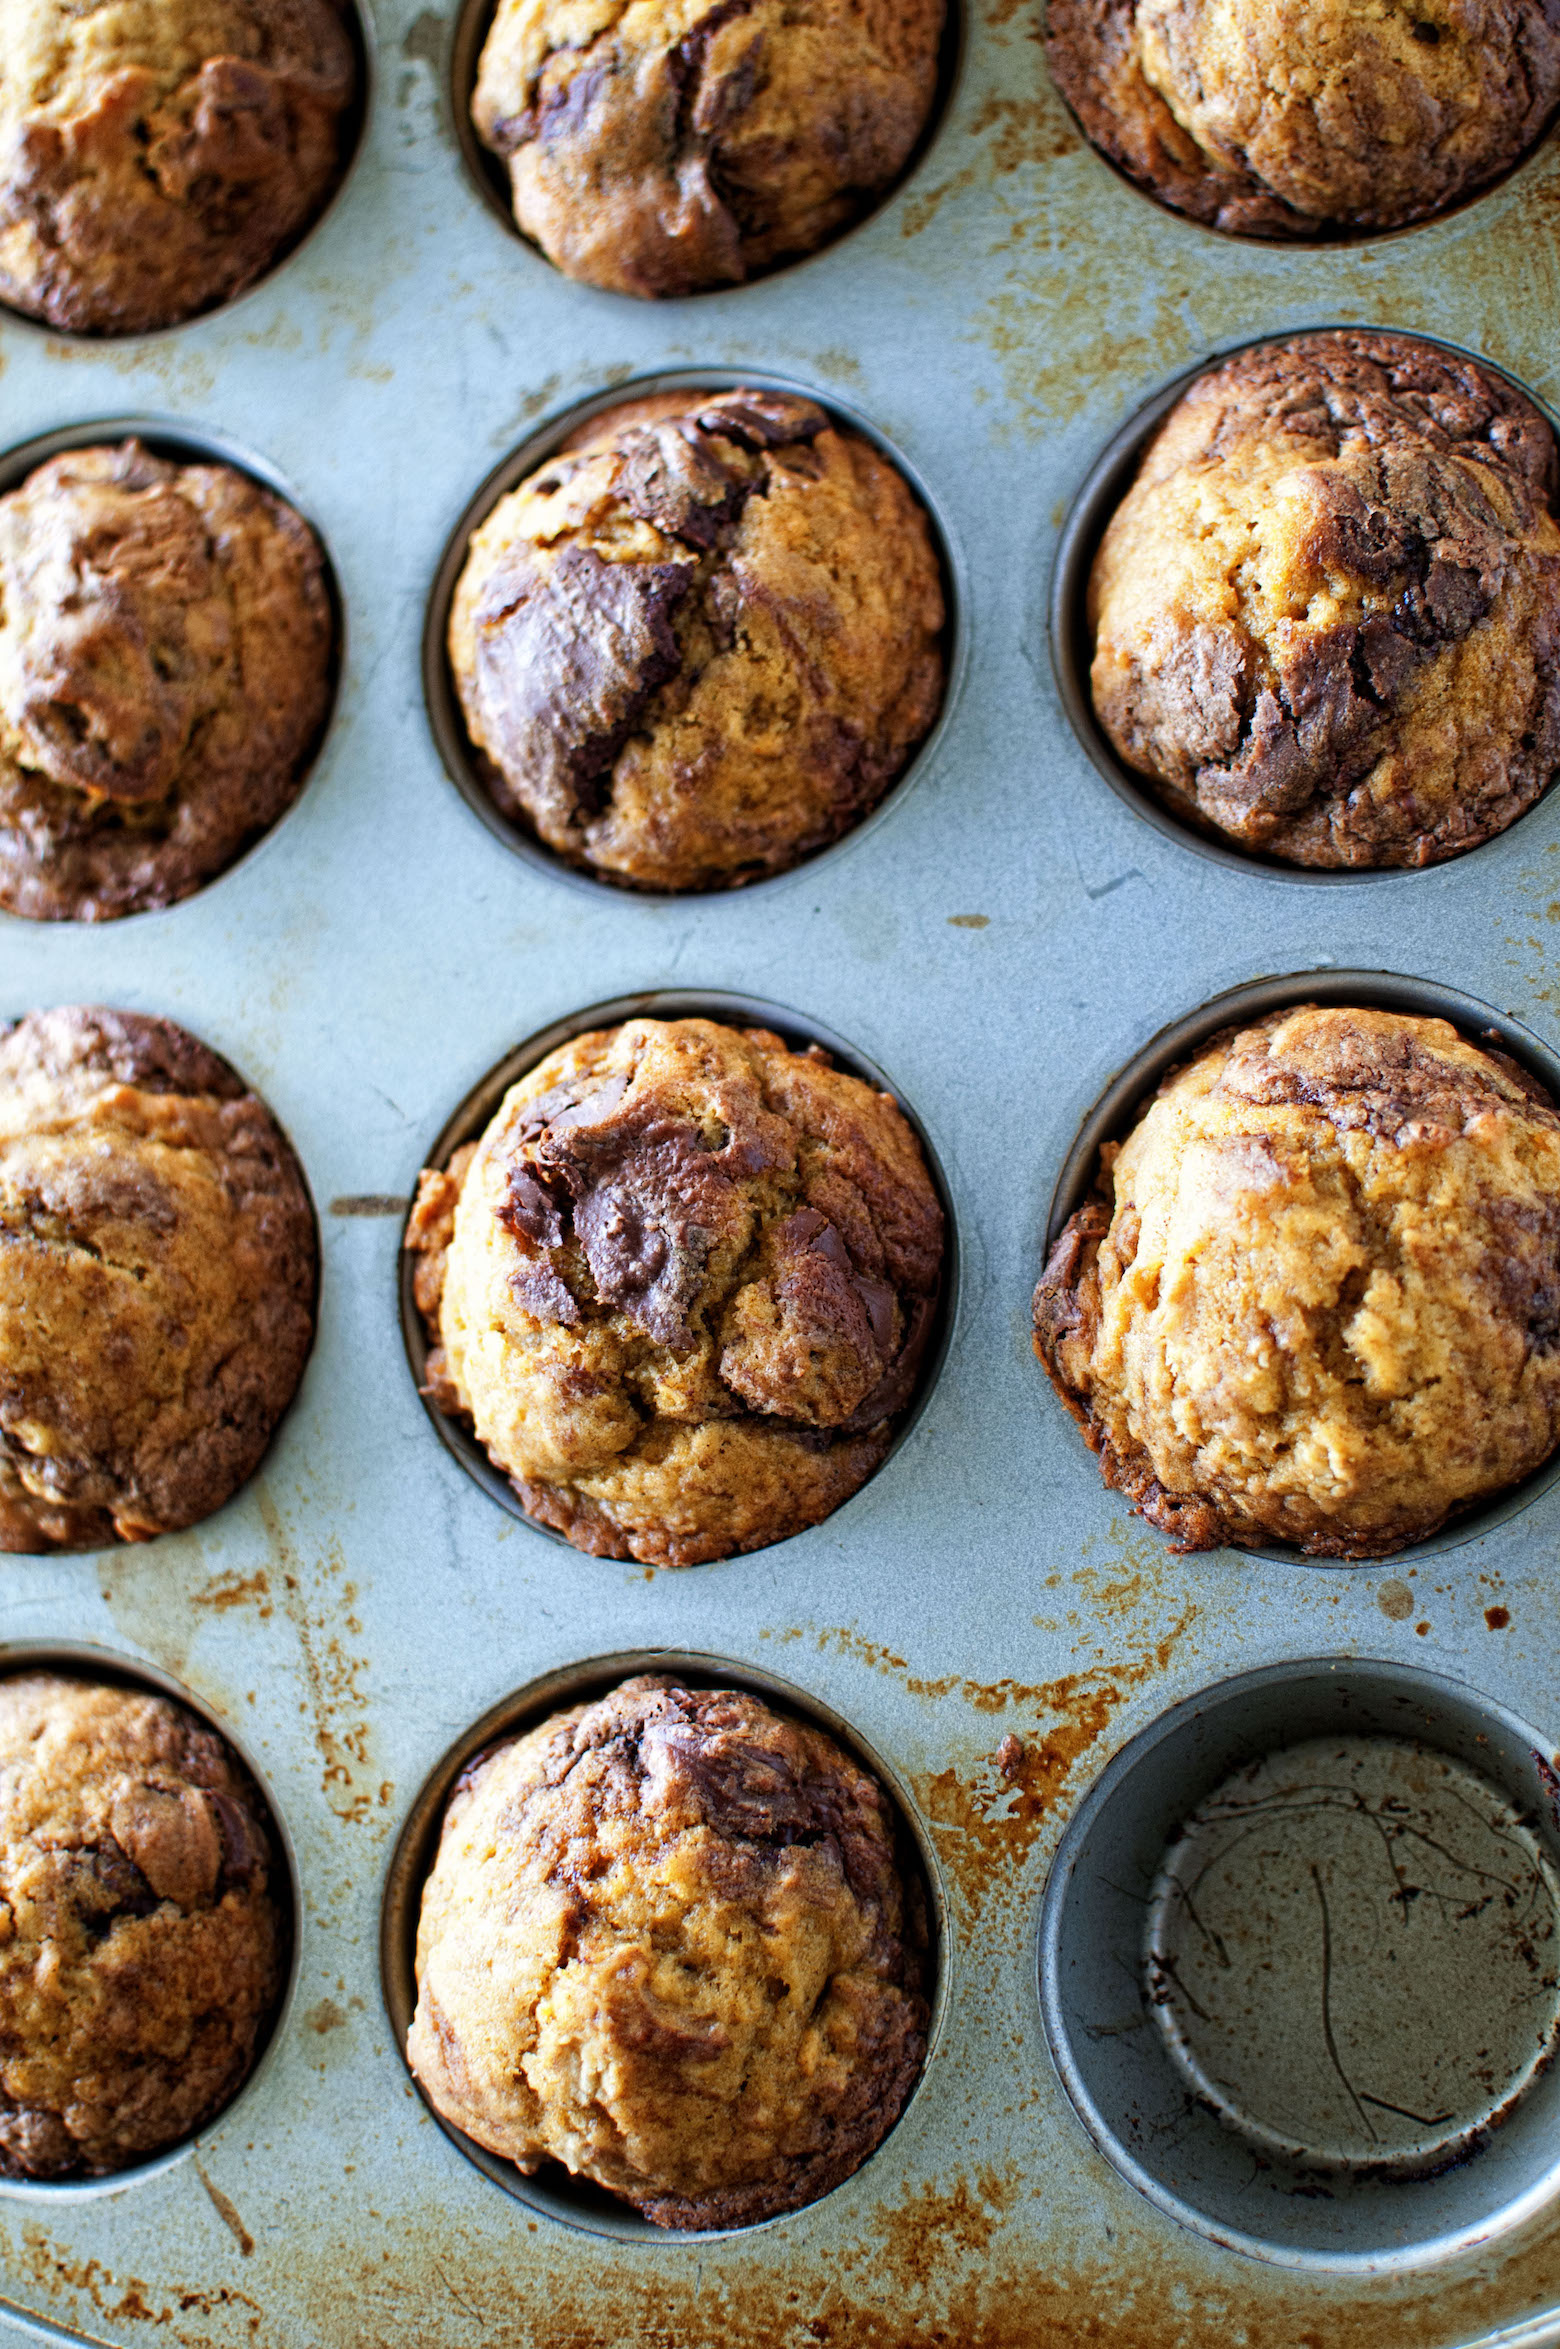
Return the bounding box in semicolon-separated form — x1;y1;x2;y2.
1046;0;1560;238
1088;331;1560;869
409;1674;927;2226
1034;1004;1560;1558
0;1673;282;2177
406;1017;944;1565
0;1006;317;1552
472;0;944;297
449;389;945;892
0;0;357;337
0;441;334;921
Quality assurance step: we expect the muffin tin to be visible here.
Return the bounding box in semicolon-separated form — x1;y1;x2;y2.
5;0;1560;2340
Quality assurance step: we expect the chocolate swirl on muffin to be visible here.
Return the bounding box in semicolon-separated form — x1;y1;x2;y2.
1087;332;1560;867
407;1016;944;1565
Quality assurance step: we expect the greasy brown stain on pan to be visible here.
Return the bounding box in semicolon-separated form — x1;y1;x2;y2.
0;416;347;921
0;1639;299;2201
444;0;968;287
1041;967;1560;1567
379;1646;947;2239
1048;327;1560;883
420;368;967;900
399;986;959;1555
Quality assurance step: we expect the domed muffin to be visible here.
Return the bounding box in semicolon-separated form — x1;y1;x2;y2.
1087;332;1560;868
0;1007;317;1551
470;0;945;297
0;0;358;337
1046;0;1560;238
0;440;334;921
406;1015;944;1565
1033;1003;1560;1557
408;1673;928;2226
447;389;945;892
0;1672;283;2177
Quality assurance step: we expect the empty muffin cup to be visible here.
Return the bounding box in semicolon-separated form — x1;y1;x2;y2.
380;1649;944;2238
1040;1656;1560;2270
423;371;963;898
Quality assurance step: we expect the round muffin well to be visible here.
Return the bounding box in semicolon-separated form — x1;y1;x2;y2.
1046;0;1560;240
0;434;336;921
0;1006;318;1552
406;1671;930;2228
1035;998;1560;1559
0;1669;285;2179
442;387;947;894
1084;331;1560;870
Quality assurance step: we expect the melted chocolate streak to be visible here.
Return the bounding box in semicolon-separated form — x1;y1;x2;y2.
497;1076;933;1435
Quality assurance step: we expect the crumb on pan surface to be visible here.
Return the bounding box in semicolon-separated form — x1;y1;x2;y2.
471;0;945;297
1045;0;1560;238
448;388;946;893
406;1016;945;1566
0;0;358;337
1086;330;1560;869
408;1673;928;2227
0;439;334;921
0;1005;317;1553
0;1671;282;2178
1034;1003;1560;1558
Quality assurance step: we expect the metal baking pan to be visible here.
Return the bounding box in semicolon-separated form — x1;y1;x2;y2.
5;0;1560;2339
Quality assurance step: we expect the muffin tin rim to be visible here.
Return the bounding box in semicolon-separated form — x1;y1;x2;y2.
398;984;962;1557
1037;1650;1560;2273
420;362;970;904
0;1637;303;2205
0;0;379;351
0;412;350;933
378;1642;951;2243
1040;964;1560;1569
1048;320;1560;886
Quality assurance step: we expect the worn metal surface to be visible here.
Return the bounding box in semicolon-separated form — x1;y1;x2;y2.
3;0;1560;2336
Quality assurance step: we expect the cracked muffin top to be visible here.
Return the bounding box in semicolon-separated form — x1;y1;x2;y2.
1034;1003;1560;1558
1087;331;1560;868
447;389;945;893
1046;0;1560;238
407;1016;945;1566
470;0;944;297
0;0;358;336
0;1672;283;2178
0;440;334;921
408;1673;928;2227
0;1007;317;1552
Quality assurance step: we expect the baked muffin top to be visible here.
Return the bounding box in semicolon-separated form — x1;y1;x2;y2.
409;1674;927;2227
0;440;334;921
1034;1004;1560;1557
471;0;945;297
1088;331;1560;868
407;1016;945;1566
448;389;945;893
1046;0;1560;238
0;0;357;336
0;1672;282;2178
0;1007;317;1552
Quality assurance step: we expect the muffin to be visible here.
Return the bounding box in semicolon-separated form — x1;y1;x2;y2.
407;1015;944;1565
0;0;358;337
0;1007;317;1552
1033;1003;1560;1557
1046;0;1560;237
1087;332;1560;868
0;440;334;921
0;1672;283;2177
408;1673;928;2226
447;389;945;892
470;0;945;298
